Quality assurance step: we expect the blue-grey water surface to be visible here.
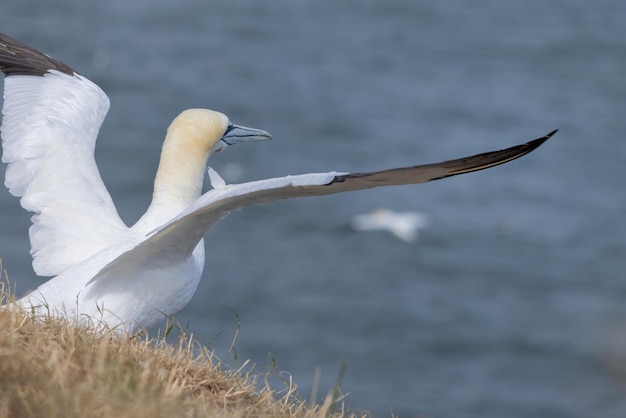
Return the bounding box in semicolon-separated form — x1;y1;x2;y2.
1;1;625;417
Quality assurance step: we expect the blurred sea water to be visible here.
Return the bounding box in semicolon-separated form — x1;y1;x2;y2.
1;1;625;416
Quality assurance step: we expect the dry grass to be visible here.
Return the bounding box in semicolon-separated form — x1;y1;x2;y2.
0;274;369;418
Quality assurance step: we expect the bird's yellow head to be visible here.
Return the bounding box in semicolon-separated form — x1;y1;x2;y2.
165;108;272;158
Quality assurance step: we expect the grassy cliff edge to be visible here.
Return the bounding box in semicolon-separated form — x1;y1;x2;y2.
0;282;368;418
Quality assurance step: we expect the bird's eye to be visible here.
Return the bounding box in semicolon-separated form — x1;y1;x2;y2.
223;123;235;136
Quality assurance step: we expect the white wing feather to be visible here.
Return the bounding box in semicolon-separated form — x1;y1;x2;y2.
85;172;341;288
1;71;127;276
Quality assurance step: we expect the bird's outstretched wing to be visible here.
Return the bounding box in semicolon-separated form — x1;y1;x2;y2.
0;33;127;276
88;130;555;286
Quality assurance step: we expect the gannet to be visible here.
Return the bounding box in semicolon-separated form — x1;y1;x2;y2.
0;33;557;333
350;209;428;242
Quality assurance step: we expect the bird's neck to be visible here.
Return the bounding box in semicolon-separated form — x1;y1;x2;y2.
135;131;210;231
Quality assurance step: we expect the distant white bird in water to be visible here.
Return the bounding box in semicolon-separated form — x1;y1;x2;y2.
350;209;427;243
0;33;557;333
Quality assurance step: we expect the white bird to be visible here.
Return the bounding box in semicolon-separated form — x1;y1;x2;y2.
0;33;556;333
350;209;427;243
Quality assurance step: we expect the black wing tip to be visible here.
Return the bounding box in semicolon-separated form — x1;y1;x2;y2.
523;129;558;151
333;129;559;185
0;32;75;77
541;129;559;143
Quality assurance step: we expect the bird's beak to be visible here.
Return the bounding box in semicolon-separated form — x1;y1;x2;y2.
210;124;272;156
221;124;272;145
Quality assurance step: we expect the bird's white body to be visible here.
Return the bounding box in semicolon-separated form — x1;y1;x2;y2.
19;230;205;332
0;33;554;333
